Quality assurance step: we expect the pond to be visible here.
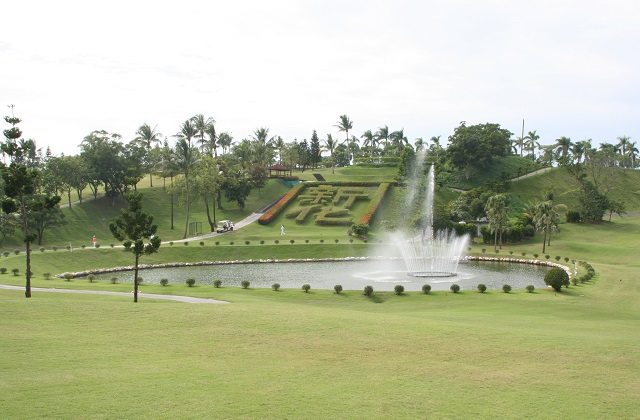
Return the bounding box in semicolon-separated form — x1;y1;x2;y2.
94;259;550;292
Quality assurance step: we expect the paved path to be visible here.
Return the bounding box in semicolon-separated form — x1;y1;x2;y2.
0;284;228;304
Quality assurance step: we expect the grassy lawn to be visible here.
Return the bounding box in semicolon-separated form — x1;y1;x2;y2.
2;214;640;418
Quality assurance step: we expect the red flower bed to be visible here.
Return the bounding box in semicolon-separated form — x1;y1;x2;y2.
359;183;391;224
258;183;307;225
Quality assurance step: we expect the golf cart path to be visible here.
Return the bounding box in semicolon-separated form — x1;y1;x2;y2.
0;284;229;304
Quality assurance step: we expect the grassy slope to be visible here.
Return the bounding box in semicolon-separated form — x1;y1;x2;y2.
2;166;640;417
444;155;544;190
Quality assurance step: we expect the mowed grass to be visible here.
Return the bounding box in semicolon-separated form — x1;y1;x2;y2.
2;216;640;417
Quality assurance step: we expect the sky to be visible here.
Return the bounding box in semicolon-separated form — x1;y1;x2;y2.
1;0;639;157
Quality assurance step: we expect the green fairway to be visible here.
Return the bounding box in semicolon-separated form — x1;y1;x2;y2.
2;166;640;418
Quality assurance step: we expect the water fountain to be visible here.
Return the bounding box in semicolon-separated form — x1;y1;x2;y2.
391;155;469;277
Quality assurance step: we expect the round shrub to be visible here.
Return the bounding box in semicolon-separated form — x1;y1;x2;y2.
95;244;100;248
509;251;513;255
241;280;250;289
272;283;280;291
525;285;535;293
160;278;168;286
169;241;174;246
81;245;86;249
43;272;51;279
555;256;561;261
12;268;19;276
302;284;311;293
545;255;550;260
213;280;222;288
565;209;581;223
64;273;73;281
260;240;265;245
521;252;526;257
533;253;539;258
136;277;143;284
320;239;324;243
110;244;115;248
66;245;71;251
290;239;295;244
184;242;189;246
394;285;405;295
229;241;234;245
363;285;374;297
450;284;460;293
564;257;570;263
186;278;196;287
87;274;96;283
477;284;487;293
13;249;20;255
245;241;250;245
39;247;45;252
481;248;486;254
305;240;309;244
349;239;354;243
215;241;220;246
495;249;499;254
334;284;343;294
111;277;118;284
200;241;205;246
334;239;339;243
422;284;431;294
3;251;10;256
275;240;279;244
0;267;7;274
544;267;569;292
502;284;512;293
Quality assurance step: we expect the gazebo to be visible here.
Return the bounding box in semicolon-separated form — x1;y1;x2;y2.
267;163;291;178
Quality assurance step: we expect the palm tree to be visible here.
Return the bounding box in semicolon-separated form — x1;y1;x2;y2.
134;123;162;187
324;134;338;173
217;132;234;155
617;135;632;167
175;119;198;148
192;114;215;148
335;115;353;162
390;129;408;155
485;194;508;251
512;136;525;156
273;136;285;164
571;141;585;164
360;129;375;159
524;130;540;160
627;141;639;168
173;138;200;239
414;137;425;153
233;139;253;170
375;125;390;151
554;136;573;164
429;135;442;159
251;127;273;147
199;123;218;157
532;200;562;253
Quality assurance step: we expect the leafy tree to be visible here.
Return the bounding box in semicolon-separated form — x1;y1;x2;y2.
544;267;569;292
110;192;161;302
524;130;540;160
190;156;225;232
446;122;512;179
28;194;66;245
133;123;162;186
309;130;321;169
324;134;338;173
224;171;252;209
0;211;19;247
532;201;560;253
397;145;416;181
80;130;127;205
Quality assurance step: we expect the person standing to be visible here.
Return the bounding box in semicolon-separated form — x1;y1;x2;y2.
92;235;97;247
280;225;285;235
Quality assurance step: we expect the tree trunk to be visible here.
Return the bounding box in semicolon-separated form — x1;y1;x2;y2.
25;239;32;298
68;190;72;208
493;228;498;252
170;175;174;230
205;196;215;232
149;173;153;188
133;254;139;303
542;229;547;253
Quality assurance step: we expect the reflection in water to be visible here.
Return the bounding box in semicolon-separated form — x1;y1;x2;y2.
95;259;549;292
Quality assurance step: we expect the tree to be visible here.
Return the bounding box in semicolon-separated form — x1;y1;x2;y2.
110;192;161;302
390;129;408;155
309;130;321;169
446;122;512;179
414;137;425;153
2;109;42;298
512;136;525;157
397;145;416;182
335;115;353;161
134;123;162;187
217;132;234;155
28;194;66;245
223;171;252;208
361;129;376;158
375;125;390;150
524;130;540;160
544;267;569;292
554;136;573;165
485;194;508;251
324;134;338;173
0;211;19;247
173;137;200;238
532;201;560;253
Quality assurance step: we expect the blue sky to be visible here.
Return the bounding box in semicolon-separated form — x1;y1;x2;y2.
2;0;639;156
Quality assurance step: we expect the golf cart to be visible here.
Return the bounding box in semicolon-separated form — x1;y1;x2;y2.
216;220;234;233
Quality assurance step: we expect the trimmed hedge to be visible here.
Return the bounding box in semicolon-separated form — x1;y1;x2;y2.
359;183;391;224
258;183;307;225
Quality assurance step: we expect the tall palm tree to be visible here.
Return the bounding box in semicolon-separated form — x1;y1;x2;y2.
571;141;585;164
429;135;442;159
192;114;215;148
390;129;408;155
175;119;198;148
217;132;234;155
273;136;285;164
335;115;353;162
554;136;573;164
375;125;390;151
360;129;375;158
251;127;273;146
524;130;540;160
512;136;525;156
134;123;162;187
485;194;508;251
173;138;200;239
627;141;639;168
617;135;632;167
414;137;425;153
324;134;338;174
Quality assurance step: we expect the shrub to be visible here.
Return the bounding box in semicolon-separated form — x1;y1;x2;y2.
3;251;9;257
320;239;324;243
302;284;311;293
64;273;73;281
564;257;570;263
12;268;19;276
95;244;100;248
43;272;51;279
363;285;374;297
110;244;115;248
334;239;339;243
571;276;578;286
272;283;280;291
521;252;526;257
200;241;205;246
545;255;550;260
502;284;512;293
241;280;250;289
509;251;513;255
481;248;486;254
555;256;561;261
334;284;343;294
566;210;581;223
66;245;71;251
213;280;222;288
290;239;295;244
533;253;539;258
260;240;265;245
169;241;174;246
39;247;45;252
422;284;431;294
184;241;189;246
87;274;96;283
111;277;118;284
305;239;309;244
394;285;405;295
0;267;6;274
275;240;279;244
186;278;196;287
13;249;20;255
215;241;220;246
495;249;499;254
525;285;535;293
160;278;168;286
477;284;487;293
350;222;370;237
81;245;86;249
450;284;460;293
245;241;250;245
229;241;234;245
544;267;569;292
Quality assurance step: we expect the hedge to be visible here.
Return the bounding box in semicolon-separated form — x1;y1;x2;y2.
359;183;391;224
258;183;307;225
